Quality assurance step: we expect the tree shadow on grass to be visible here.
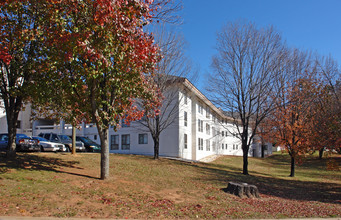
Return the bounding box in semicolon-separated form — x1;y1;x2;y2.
0;152;99;179
185;159;341;205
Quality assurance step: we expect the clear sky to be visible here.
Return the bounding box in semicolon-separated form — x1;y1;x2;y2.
178;0;341;91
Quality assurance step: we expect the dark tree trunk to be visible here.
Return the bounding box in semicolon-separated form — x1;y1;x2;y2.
318;147;324;160
98;127;109;180
72;126;76;155
153;136;160;159
290;156;295;177
5;97;22;158
7;120;17;158
242;141;249;175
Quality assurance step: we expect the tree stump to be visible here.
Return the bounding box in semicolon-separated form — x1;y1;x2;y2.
227;182;260;198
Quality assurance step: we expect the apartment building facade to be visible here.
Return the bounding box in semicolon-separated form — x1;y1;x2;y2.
1;78;272;160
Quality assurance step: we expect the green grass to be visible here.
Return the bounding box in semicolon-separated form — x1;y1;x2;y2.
0;151;340;218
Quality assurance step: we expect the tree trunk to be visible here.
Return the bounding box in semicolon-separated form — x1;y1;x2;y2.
6;122;17;158
290;156;295;177
72;126;76;155
153;136;160;159
6;104;20;158
242;141;249;175
318;147;324;160
98;127;109;180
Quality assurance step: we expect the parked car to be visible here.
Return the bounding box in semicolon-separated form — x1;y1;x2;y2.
0;133;40;152
74;136;101;152
32;136;66;152
38;132;85;152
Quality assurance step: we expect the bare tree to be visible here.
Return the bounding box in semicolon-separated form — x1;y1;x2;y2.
136;25;194;159
207;21;286;175
151;0;183;24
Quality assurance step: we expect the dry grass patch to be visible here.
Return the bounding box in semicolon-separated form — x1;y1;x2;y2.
0;152;340;218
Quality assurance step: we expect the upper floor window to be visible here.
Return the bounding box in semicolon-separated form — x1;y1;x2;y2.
198;119;203;132
184;111;188;127
206;124;210;135
184;94;188;105
198;103;203;114
206;107;210;118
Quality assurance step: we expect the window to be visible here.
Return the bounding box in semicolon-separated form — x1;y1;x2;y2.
206;139;210;151
233;144;235;150
94;135;97;140
184;111;188;127
226;144;228;150
222;143;224;149
212;141;216;151
206;107;210;118
222;131;224;137
51;134;58;141
206;124;210;135
111;135;119;150
184;94;188;105
121;134;130;150
212;127;216;136
198;138;203;150
184;134;188;149
198;119;203;132
138;134;148;144
198;103;203;114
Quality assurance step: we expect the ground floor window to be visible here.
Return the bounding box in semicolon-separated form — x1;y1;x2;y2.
184;134;188;149
138;133;148;144
122;134;130;150
206;140;210;151
110;135;119;150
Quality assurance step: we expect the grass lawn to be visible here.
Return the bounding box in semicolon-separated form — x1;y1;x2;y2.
0;151;340;219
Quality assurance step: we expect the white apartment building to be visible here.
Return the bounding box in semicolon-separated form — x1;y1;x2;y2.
1;78;272;160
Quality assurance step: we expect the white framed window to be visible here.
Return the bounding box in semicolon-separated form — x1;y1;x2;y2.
184;94;188;105
110;135;119;150
212;127;216;136
206;139;210;151
206;123;210;135
138;133;148;144
121;134;130;150
184;111;187;127
198;119;203;132
222;143;224;149
198;103;203;114
212;141;216;151
198;138;203;150
184;134;187;149
206;107;210;118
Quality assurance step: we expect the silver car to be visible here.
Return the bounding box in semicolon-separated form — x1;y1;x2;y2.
32;136;65;152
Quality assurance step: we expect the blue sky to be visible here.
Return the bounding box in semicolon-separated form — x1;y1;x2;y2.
178;0;341;90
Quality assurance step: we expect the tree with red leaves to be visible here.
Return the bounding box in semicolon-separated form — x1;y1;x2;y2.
32;0;161;179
